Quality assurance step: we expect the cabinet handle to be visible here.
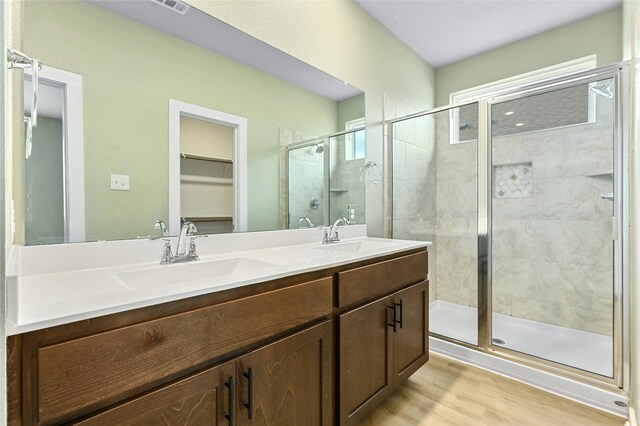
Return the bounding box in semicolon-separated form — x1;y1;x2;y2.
243;368;253;420
224;376;234;424
395;300;403;329
386;305;397;333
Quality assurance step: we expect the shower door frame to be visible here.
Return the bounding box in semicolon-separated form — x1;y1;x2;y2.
387;61;630;393
481;63;629;392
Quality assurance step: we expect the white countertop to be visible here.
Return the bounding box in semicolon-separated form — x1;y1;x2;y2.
6;226;430;335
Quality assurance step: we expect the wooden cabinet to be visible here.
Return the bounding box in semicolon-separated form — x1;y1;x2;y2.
8;247;429;426
338;280;429;425
392;281;429;383
76;321;332;426
74;360;236;426
338;296;394;425
236;321;332;426
15;277;332;425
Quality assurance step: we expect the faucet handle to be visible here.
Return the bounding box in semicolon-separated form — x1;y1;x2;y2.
160;238;173;264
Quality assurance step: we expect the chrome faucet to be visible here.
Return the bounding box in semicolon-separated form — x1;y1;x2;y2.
153;219;168;239
298;217;314;228
161;221;202;264
322;217;349;244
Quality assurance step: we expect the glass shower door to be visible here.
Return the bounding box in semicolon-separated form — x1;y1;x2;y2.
392;103;479;345
489;77;617;377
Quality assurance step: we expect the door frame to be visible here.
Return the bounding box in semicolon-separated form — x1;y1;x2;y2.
168;99;248;235
24;65;85;243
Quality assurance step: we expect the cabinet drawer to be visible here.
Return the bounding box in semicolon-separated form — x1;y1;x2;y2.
74;360;236;426
337;251;428;308
36;277;332;425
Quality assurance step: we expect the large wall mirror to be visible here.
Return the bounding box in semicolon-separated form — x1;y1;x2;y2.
20;0;365;244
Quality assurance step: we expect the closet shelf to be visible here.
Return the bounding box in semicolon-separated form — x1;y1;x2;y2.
181;216;232;223
180;153;233;164
181;175;232;185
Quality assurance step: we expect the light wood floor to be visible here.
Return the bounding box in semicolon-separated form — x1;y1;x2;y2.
359;354;626;426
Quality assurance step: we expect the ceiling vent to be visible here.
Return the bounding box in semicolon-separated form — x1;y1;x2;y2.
150;0;190;15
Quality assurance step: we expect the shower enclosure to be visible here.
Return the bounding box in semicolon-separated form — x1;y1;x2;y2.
285;128;366;229
390;64;628;390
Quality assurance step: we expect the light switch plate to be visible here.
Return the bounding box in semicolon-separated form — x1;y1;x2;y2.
110;174;130;191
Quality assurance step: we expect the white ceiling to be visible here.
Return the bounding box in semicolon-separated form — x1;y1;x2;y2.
356;0;622;68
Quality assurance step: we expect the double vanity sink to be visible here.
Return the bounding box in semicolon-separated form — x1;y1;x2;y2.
6;225;425;335
116;239;398;290
7;225;431;425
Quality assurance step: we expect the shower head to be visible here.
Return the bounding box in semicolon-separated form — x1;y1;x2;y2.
310;143;324;154
590;79;614;99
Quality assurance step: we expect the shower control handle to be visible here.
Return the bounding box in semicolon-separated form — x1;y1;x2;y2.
386;305;397;333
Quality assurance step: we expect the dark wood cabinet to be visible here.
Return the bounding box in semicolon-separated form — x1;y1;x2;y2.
74;360;236;426
76;321;332;426
236;321;332;426
338;297;394;425
393;281;429;384
8;247;429;426
338;280;429;425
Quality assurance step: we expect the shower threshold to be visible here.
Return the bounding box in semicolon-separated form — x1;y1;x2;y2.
429;300;613;377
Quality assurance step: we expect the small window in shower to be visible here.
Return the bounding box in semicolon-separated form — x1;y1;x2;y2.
449;55;598;144
345;118;365;160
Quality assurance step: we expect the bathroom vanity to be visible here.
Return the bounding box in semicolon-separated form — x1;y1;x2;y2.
6;227;429;425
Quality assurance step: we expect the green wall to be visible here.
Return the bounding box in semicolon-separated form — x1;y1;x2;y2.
435;7;623;106
24;1;343;240
337;94;365;130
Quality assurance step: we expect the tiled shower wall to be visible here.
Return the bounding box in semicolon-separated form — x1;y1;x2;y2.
391;100;439;303
434;107;479;309
329;137;365;225
392;93;614;336
490;96;614;336
286;144;325;229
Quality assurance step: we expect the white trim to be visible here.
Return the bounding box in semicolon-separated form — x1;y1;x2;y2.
168;99;248;235
450;55;598;103
25;65;85;243
450;55;598;144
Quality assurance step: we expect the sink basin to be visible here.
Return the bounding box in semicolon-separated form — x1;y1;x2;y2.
316;239;397;254
115;258;279;290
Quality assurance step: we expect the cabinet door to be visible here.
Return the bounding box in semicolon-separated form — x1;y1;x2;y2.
338;296;394;425
393;280;429;385
74;360;236;426
236;321;332;426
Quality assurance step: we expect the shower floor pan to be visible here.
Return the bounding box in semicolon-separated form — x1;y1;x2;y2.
429;300;613;378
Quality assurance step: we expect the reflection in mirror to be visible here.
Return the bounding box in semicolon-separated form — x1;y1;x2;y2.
21;0;364;244
23;65;85;244
285;127;366;230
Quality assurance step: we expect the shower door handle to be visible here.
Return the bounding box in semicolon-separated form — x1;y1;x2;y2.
600;192;614;201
